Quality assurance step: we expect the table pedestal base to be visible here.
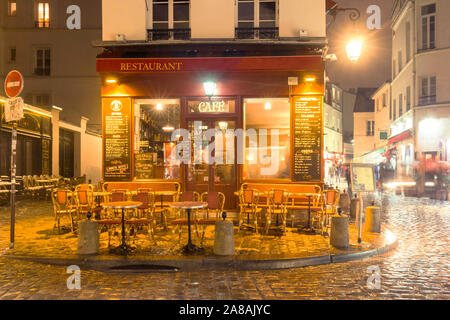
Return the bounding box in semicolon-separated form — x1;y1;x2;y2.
182;243;204;254
109;244;136;255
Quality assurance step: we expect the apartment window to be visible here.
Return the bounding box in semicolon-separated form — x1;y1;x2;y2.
393;99;396;120
376;98;380;112
36;2;50;28
9;47;16;63
393;60;396;78
382;93;387;107
420;76;436;105
151;0;190;40
398;51;402;72
237;0;278;39
35;48;50;76
398;93;403;117
389;101;392;120
406;86;411;111
366;121;375;136
421;4;436;51
405;22;411;62
35;94;51;107
8;1;17;16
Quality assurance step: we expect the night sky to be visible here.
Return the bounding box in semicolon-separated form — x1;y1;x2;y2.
326;0;394;90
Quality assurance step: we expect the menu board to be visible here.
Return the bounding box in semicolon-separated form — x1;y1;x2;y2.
134;153;154;180
292;95;323;182
103;97;132;181
351;164;375;192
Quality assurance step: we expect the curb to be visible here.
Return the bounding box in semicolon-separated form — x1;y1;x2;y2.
4;228;399;272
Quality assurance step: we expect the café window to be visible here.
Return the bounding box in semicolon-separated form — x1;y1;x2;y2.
36;2;50;28
134;99;181;180
151;0;190;40
243;98;290;180
8;1;17;16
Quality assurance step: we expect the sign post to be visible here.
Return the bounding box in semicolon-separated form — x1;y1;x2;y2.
4;70;24;249
350;163;376;244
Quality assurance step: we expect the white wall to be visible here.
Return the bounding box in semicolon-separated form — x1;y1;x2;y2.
82;132;102;184
102;0;147;41
191;0;234;39
353;112;376;158
279;0;325;38
372;84;391;149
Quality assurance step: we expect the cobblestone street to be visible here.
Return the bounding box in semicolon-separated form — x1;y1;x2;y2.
0;194;449;300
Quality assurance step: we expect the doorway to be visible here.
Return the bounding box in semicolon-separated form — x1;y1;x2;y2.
183;98;241;210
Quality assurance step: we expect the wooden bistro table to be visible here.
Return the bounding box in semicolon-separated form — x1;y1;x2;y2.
101;201;142;255
169;201;208;254
293;193;320;234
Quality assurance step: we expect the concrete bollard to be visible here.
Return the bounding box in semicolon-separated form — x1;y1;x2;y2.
77;219;99;255
365;206;381;233
214;216;235;256
350;196;360;219
338;191;350;214
330;215;349;249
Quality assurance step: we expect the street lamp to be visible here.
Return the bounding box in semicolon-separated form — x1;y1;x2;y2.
346;40;363;63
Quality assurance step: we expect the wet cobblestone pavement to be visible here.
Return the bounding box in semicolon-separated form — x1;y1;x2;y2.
0;194;449;299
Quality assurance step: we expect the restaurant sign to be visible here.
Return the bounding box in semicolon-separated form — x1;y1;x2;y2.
102;97;132;181
291;95;323;182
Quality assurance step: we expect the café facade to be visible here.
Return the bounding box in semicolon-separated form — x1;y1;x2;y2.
97;43;325;209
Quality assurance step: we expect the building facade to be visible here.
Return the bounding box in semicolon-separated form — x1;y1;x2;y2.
97;0;333;208
0;0;102;126
353;88;377;161
370;0;450;194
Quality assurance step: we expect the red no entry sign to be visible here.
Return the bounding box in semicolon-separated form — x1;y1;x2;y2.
4;70;24;98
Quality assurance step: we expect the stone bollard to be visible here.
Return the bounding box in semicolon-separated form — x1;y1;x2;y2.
214;212;235;256
338;190;350;214
330;215;349;249
350;195;360;219
365;205;381;233
77;217;99;255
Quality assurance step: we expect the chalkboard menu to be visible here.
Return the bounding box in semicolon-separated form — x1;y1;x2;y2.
292;95;322;182
103;97;132;181
134;153;155;179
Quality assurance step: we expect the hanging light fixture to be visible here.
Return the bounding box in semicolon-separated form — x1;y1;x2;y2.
218;121;228;130
203;81;217;98
156;103;163;111
264;102;271;110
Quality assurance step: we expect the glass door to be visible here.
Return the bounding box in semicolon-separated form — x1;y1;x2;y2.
184;119;238;209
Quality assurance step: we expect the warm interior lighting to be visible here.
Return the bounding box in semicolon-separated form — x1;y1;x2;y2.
264;102;271;110
105;79;117;84
38;2;49;26
162;124;174;132
156;103;163;111
304;77;316;82
346;40;362;63
203;81;217;97
218;121;228;130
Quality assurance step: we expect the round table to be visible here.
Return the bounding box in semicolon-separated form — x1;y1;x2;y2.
101;201;142;255
169;201;208;254
293;193;320;234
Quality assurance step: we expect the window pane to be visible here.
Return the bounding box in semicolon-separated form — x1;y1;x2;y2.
173;22;189;29
238;3;254;21
244;98;290;180
421;78;428;96
429;16;435;48
153;22;169;29
259;1;275;21
153;3;168;21
238;21;254;28
135;101;181;180
259;21;275;28
174;3;189;21
422;17;428;49
430;76;436;96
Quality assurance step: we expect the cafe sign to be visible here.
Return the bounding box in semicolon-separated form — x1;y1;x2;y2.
189;100;233;113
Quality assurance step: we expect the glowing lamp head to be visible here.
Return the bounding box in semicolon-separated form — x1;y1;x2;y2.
346;40;362;63
264;102;271;110
162;125;174;132
105;78;118;84
203;81;217;97
156;103;163;111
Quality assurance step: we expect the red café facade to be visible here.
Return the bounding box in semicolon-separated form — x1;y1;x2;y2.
97;46;325;209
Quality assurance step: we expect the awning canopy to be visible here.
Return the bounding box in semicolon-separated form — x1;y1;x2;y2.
388;130;412;145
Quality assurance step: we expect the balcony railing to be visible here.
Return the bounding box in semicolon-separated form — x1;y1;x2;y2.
235;27;279;40
418;95;436;106
147;28;191;41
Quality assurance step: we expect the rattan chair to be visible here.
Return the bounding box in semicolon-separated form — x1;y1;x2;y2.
238;189;262;234
51;189;77;233
265;189;289;235
197;192;225;246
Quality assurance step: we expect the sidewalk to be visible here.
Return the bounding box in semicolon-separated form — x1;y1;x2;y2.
0;199;397;271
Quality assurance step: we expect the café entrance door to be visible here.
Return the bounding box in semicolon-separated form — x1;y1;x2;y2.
184;118;238;210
